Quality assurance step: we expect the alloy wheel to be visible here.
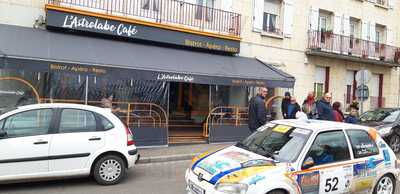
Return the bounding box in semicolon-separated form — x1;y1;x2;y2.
376;176;394;194
389;135;400;153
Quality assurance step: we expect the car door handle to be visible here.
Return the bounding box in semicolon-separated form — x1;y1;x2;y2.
34;141;48;145
89;137;101;141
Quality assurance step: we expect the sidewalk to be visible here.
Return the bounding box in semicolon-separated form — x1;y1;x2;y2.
137;143;233;164
137;143;400;165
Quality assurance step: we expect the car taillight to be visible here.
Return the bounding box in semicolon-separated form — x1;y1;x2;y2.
124;124;135;146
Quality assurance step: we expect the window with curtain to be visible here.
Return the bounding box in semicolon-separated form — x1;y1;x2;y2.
195;0;215;21
142;0;160;11
263;0;280;33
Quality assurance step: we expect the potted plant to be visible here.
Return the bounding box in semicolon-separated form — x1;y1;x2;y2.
394;49;400;64
325;30;334;38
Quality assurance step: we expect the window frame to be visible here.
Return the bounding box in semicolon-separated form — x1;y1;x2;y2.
345;129;380;159
0;108;56;139
302;129;352;169
262;12;278;33
55;108;105;134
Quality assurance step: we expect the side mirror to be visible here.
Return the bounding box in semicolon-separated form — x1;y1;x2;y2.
0;130;7;138
302;157;315;169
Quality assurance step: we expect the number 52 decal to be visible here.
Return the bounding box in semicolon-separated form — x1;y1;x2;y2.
325;177;339;192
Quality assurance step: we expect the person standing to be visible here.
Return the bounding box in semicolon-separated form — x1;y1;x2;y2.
316;92;335;121
332;101;344;122
345;105;360;124
281;92;291;119
302;92;317;119
287;97;301;119
248;87;268;132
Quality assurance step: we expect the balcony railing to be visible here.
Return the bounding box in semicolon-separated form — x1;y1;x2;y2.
47;0;241;37
308;30;400;65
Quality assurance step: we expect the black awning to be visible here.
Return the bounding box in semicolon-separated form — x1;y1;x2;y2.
0;24;295;88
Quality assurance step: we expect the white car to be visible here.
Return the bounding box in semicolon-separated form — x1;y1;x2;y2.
0;103;139;185
186;119;400;194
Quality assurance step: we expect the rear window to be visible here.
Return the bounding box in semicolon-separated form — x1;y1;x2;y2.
347;129;379;158
98;114;114;130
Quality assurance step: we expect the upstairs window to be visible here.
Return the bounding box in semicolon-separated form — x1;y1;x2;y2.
142;0;160;11
195;0;215;21
263;0;281;34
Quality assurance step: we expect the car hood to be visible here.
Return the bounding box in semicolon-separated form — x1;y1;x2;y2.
360;121;392;128
190;146;287;185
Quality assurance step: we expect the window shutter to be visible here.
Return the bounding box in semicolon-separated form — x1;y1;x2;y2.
361;21;369;40
253;0;264;32
309;6;319;31
342;15;350;54
387;27;394;46
333;13;342;35
221;0;233;12
283;0;294;37
369;22;376;57
315;66;326;84
343;15;350;36
369;22;376;42
388;0;395;8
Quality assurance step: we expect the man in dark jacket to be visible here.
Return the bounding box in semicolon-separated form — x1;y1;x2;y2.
248;87;268;132
287;97;301;119
281;92;291;119
316;92;335;121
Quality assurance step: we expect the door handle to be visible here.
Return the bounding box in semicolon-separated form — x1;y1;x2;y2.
89;137;101;141
34;141;48;145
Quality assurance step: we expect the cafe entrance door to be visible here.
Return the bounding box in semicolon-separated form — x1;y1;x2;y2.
168;82;209;144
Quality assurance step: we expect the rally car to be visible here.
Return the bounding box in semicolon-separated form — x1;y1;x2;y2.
185;119;400;194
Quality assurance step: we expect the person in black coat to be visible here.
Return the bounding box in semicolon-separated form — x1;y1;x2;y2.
248;87;268;132
281;92;291;119
316;92;335;121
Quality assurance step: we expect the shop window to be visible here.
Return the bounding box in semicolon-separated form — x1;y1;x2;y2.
347;130;379;158
47;72;86;102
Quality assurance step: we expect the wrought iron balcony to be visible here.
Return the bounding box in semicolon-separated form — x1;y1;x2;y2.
47;0;241;37
307;30;400;66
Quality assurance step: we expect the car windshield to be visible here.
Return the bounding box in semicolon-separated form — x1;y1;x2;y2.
360;109;400;123
236;124;311;163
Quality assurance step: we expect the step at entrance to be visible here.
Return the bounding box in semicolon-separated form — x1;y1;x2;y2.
168;136;207;145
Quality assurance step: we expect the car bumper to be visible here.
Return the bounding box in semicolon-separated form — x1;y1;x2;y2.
126;146;140;168
185;169;225;194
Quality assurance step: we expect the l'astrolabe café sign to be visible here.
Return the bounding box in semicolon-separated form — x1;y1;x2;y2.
46;9;240;53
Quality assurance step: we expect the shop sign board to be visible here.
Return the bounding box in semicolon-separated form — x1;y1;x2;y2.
46;9;240;54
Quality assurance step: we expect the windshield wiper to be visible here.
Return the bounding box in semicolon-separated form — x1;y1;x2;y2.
254;143;275;160
235;142;249;150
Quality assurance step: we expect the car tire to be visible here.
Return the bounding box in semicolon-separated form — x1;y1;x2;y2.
389;134;400;153
267;190;286;194
373;175;395;194
93;154;126;185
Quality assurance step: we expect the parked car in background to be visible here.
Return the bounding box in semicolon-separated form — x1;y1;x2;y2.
0;103;139;185
359;108;400;153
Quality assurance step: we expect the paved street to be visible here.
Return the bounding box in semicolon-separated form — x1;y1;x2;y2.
0;160;189;194
0;160;399;194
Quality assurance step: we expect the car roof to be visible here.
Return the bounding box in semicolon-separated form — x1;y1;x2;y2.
9;103;110;114
271;119;370;133
366;107;400;112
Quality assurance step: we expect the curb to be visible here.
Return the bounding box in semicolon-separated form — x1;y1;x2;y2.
137;153;200;164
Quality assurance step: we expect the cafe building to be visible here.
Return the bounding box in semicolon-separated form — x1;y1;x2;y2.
0;0;294;146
